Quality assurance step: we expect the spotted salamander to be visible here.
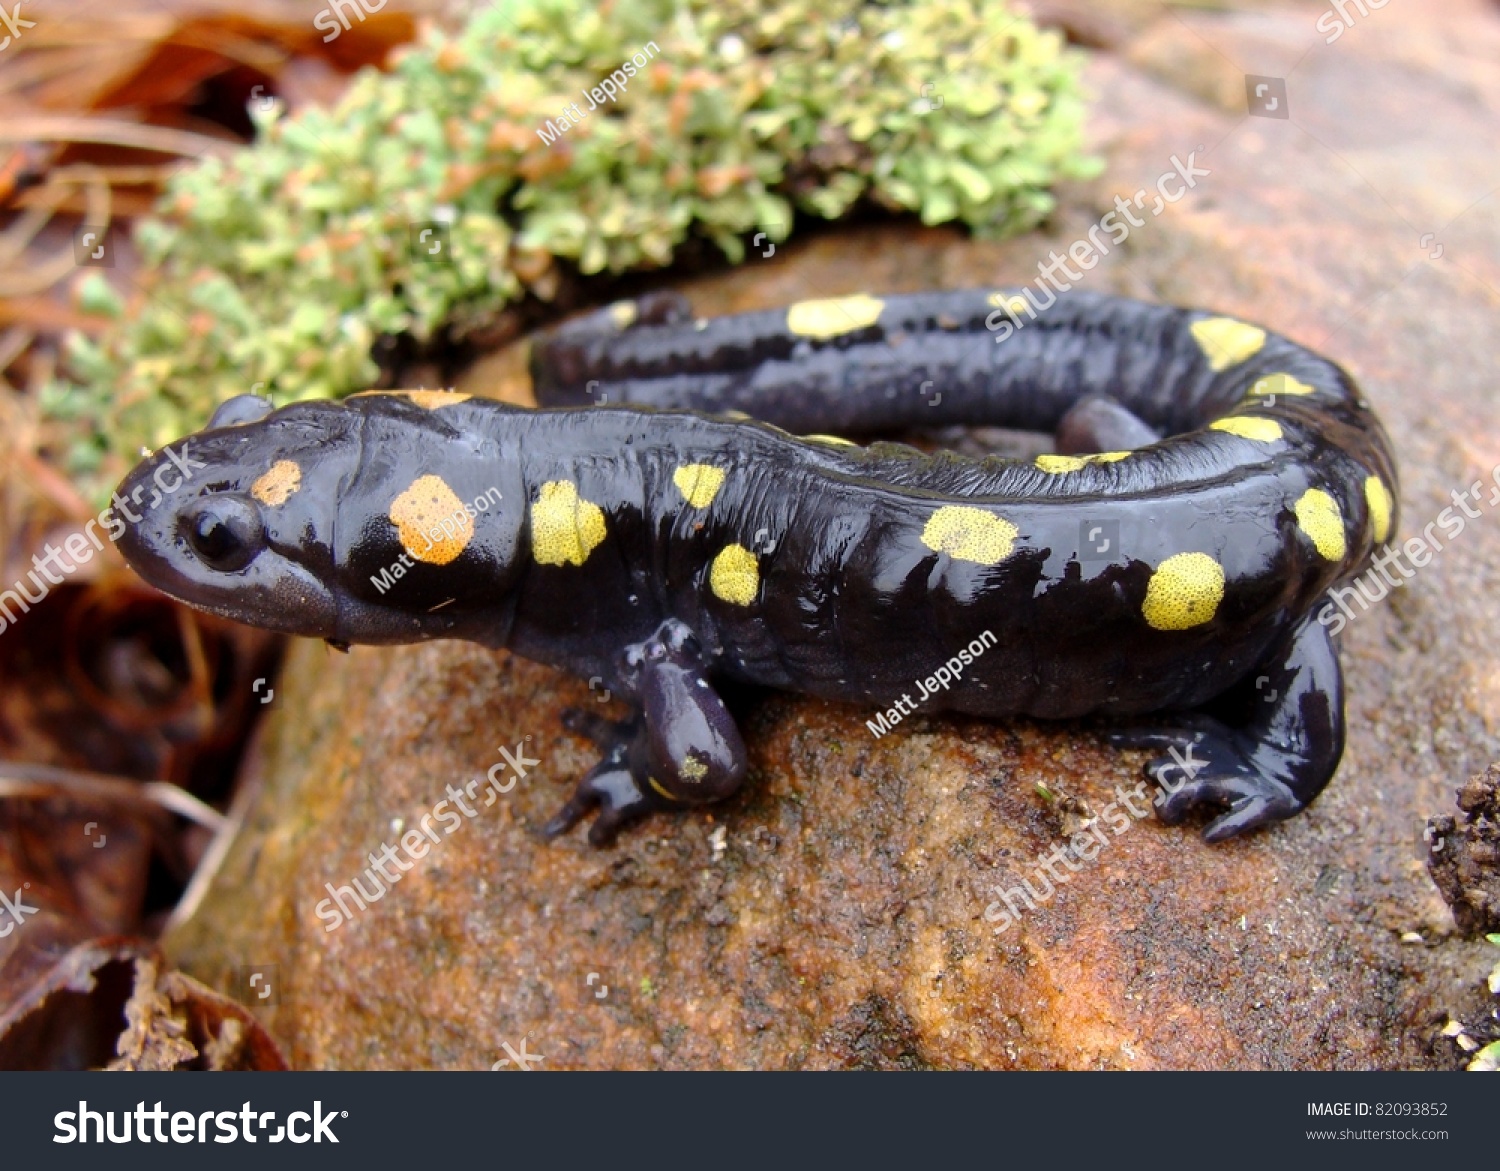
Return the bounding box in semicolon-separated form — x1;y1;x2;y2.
115;288;1397;845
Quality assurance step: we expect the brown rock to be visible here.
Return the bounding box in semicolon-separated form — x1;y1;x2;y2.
1427;766;1500;936
165;639;1423;1070
163;0;1500;1068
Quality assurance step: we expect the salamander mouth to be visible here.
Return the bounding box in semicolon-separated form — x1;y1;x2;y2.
118;530;340;638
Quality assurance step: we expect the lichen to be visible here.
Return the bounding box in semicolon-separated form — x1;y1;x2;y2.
43;0;1098;500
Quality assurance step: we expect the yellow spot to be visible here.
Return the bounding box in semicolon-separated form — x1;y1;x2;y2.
404;390;471;409
987;291;1030;314
804;433;857;447
710;544;760;606
1034;451;1130;474
921;506;1018;566
1209;416;1284;443
679;755;708;782
390;474;474;565
1294;488;1347;561
786;293;885;339
402;390;470;409
251;460;302;507
608;300;637;329
1190;317;1266;371
672;464;726;509
1364;476;1394;544
1142;552;1226;631
1249;373;1315;398
530;480;607;567
350;389;471;409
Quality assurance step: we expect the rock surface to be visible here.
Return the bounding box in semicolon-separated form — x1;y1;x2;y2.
164;0;1500;1068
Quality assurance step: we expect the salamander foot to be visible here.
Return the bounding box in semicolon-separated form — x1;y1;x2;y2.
542;741;668;846
1108;721;1302;842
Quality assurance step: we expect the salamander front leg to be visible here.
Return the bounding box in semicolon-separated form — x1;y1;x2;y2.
1108;605;1346;842
544;619;748;846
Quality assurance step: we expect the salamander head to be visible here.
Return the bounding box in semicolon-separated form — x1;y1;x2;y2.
114;396;360;638
117;393;529;646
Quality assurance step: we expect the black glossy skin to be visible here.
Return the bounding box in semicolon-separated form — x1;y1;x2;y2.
115;288;1398;844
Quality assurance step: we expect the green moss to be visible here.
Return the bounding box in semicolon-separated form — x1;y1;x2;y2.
49;0;1098;500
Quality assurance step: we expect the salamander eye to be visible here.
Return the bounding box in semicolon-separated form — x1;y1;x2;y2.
181;497;265;571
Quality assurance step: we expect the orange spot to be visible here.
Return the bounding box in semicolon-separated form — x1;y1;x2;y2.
389;475;474;565
251;461;301;507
